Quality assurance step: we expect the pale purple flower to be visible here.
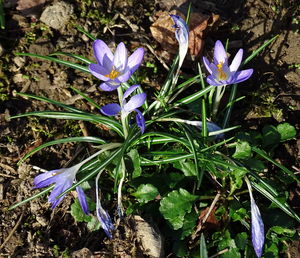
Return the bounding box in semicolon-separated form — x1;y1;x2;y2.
170;14;189;68
95;171;114;238
96;200;114;239
101;84;146;133
34;164;89;215
250;192;265;258
203;40;253;86
89;39;144;91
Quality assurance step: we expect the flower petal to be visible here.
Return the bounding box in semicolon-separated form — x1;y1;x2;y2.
76;186;89;215
115;70;131;83
207;122;224;139
206;75;223;86
96;204;114;239
232;68;253;84
123;84;140;99
203;56;212;74
170;15;189;45
100;81;120;91
48;179;72;208
250;194;265;258
214;40;227;64
93;40;114;69
127;47;144;74
89;64;111;81
33;170;58;188
113;42;128;72
100;103;121;116
230;49;243;72
123;93;146;113
135;109;145;133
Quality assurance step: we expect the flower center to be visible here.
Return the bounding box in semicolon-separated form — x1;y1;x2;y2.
217;62;228;80
105;68;120;80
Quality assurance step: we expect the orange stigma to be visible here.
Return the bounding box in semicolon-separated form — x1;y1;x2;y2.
216;62;228;80
105;68;119;80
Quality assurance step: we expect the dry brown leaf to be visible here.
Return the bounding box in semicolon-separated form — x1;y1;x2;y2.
150;11;219;61
16;0;48;17
198;206;219;230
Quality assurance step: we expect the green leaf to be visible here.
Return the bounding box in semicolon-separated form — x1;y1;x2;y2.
127;149;142;178
229;207;247;222
132;184;159;203
18;136;105;164
269;226;296;237
232;141;252;159
262;125;280;148
218;230;241;258
173;159;197;177
178;210;198;240
229;169;247;194
173;240;188;257
235;232;248;250
253;147;300;183
70;199;91;222
277;123;296;141
159;188;198;230
87;216;101;231
200;233;208;258
15;52;90;73
245;158;266;171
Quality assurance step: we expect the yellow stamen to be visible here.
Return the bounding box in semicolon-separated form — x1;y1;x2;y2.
217;62;228;80
105;68;119;80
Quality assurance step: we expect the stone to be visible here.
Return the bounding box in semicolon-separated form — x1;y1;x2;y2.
0;43;4;56
40;1;73;30
134;215;164;258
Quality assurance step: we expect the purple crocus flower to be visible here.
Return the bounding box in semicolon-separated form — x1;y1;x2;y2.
96;200;114;239
89;40;144;91
100;84;146;133
203;40;253;86
250;191;265;258
34;164;89;215
95;171;114;238
170;14;189;68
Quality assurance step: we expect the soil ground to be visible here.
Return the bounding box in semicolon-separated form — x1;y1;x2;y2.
0;0;299;257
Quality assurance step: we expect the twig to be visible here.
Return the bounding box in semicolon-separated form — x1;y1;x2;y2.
0;163;17;175
0;211;24;250
208;248;229;258
192;192;221;240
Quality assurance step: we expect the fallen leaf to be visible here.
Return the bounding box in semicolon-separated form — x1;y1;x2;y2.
198;206;219;231
150;11;219;61
16;0;48;17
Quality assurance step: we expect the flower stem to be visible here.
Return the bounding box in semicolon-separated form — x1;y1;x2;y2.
118;86;129;139
212;85;226;118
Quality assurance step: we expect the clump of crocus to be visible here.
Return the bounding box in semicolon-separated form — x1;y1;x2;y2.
34;164;89;215
100;84;146;133
89;40;144;91
170;14;189;68
203;40;253;86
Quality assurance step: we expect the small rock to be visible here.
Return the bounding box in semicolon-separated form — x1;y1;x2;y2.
13;73;27;83
134;215;164;258
40;1;73;30
35;215;47;227
13;56;26;68
0;43;4;56
70;248;92;258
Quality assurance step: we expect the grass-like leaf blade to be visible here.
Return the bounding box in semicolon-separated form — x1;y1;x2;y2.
18;136;106;165
15;52;90;73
